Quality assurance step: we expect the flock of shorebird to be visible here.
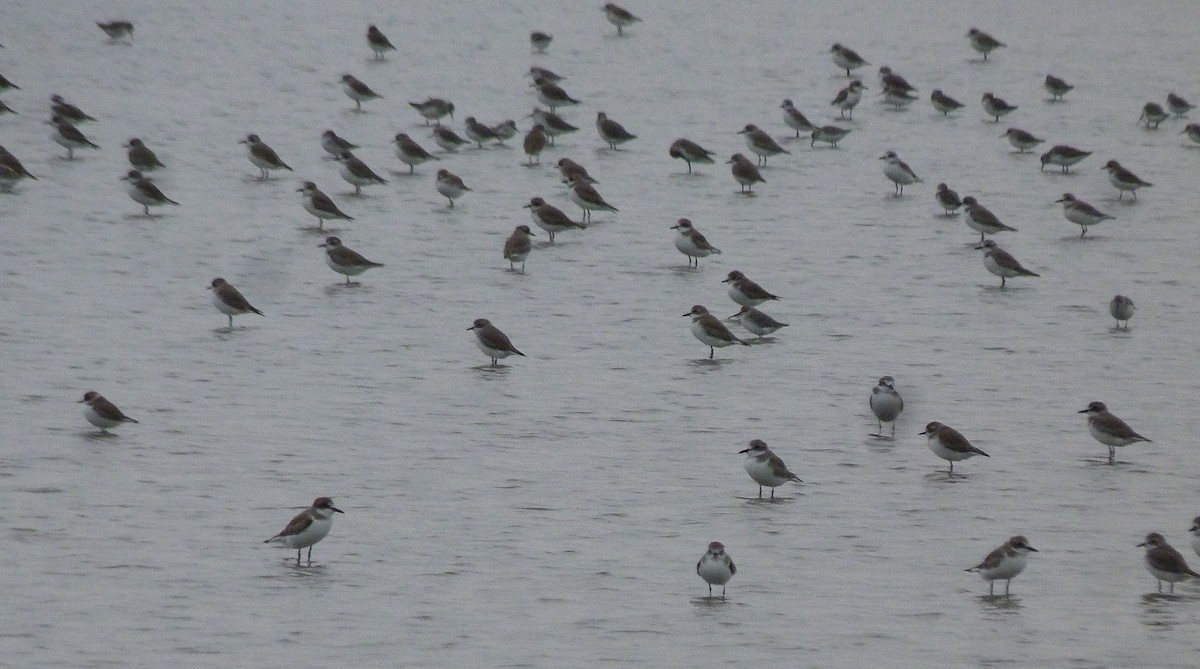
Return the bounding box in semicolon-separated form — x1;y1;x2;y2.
5;8;1199;598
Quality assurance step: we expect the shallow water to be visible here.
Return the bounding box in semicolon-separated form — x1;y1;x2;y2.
3;1;1200;667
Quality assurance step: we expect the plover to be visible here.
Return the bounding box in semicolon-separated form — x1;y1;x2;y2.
96;20;134;41
431;126;470;152
1103;160;1152;200
1055;193;1112;237
556;158;597;185
738;124;788;165
1139;102;1169;129
671;218;721;267
830;43;869;76
491;119;518;144
1039;145;1092;173
464;116;499;148
930;89;964;116
1138;533;1199;593
1181;123;1200;145
530;31;553;53
319;236;383;284
0;73;17;92
1079;401;1151;464
697;542;735;598
869;376;903;438
468;318;525;365
596;112;637;150
208;278;264;328
336;151;387;195
981;93;1017;122
962;196;1017;243
124;138;165;171
50;95;96;123
966;28;1005;60
966;536;1037;596
264;497;343;565
879;150;921;195
392;133;439;173
1109;295;1135;329
0;145;36;181
504;225;535;273
603;3;641;35
523;124;548;165
1001;128;1044;153
435;169;470;208
241;134;292;180
1044;75;1073;101
739;439;802;498
780;99;817;137
366;25;395;60
50;115;99;159
1167;92;1194;117
669;138;716;173
524;197;586;243
810;126;851;148
566;174;617;222
341;74;380;111
878;67;915;95
723;270;778;307
684;305;748;359
320;130;357;158
830;80;866;119
727;153;765;192
920;421;989;473
526;66;563;83
121;170;178;216
935;183;963;215
532;78;580;112
78;391;139;433
979;240;1039;288
1189;518;1200;559
726;306;787;339
882;84;919;109
528;108;578;145
408;98;455;125
298;181;354;229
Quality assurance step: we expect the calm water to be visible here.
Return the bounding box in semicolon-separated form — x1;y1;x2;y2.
3;1;1200;667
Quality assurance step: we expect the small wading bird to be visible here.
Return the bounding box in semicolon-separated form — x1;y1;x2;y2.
264;497;343;565
696;542;736;598
739;439;802;499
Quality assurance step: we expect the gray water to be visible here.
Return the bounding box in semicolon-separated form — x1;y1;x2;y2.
3;1;1200;667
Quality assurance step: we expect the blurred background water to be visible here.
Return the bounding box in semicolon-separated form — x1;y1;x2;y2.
2;1;1200;667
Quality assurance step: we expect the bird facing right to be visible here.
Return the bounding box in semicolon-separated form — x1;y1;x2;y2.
966;536;1037;595
264;497;343;565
